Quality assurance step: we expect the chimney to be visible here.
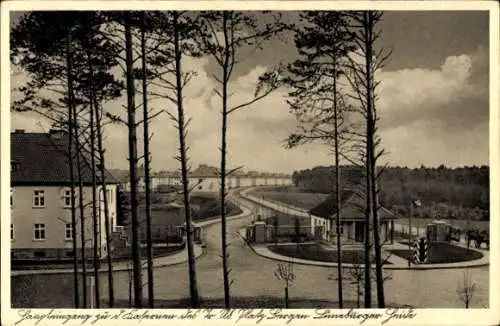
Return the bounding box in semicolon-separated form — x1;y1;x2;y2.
14;129;25;133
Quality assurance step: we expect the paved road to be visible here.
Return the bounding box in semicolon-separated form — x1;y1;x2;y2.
10;187;489;308
104;190;489;308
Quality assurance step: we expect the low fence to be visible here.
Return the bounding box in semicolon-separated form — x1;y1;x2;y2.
139;225;183;244
268;225;313;238
265;213;310;227
246;223;320;244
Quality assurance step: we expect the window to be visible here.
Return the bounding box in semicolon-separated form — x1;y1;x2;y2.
33;190;45;207
65;223;74;240
11;224;14;240
62;189;71;207
34;223;46;240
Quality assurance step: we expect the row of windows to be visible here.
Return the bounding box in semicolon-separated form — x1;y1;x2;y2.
11;223;75;241
314;219;345;234
10;188;113;208
314;219;327;227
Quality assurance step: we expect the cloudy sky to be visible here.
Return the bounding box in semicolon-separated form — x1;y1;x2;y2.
9;10;490;174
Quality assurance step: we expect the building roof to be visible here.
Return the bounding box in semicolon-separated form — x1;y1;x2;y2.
108;165;148;184
11;131;118;186
154;170;181;178
309;189;398;221
108;169;129;183
190;164;220;178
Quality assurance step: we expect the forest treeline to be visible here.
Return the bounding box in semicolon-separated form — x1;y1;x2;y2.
292;165;490;220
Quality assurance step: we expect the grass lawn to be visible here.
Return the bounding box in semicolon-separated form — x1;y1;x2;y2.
251;190;328;211
252;189;489;232
110;296;412;309
139;194;242;226
135;195;243;241
112;243;185;261
10;287;411;308
388;242;483;264
267;243;391;265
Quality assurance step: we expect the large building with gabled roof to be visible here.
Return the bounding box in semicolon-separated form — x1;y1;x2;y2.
308;188;398;244
10;129;119;261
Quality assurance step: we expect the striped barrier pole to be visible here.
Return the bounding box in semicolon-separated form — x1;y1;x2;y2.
419;237;428;263
412;240;420;264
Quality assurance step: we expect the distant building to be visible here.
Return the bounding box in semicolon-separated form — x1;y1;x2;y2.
308;189;398;244
149;164;294;193
10;129;119;260
109;165;145;192
151;170;182;190
189;164;221;192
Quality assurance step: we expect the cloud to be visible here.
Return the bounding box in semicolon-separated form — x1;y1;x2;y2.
10;47;489;173
375;47;489;167
376;47;487;132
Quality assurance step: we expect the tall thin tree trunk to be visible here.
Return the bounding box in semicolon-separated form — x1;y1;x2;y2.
66;33;79;309
90;66;115;307
333;56;343;309
96;116;114;307
365;11;385;308
141;12;154;308
220;12;231;308
363;11;373;308
371;164;385;307
285;286;289;308
173;11;200;308
363;11;376;308
74;104;87;308
124;11;143;308
87;53;101;308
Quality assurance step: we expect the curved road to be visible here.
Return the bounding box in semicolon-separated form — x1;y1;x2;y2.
106;192;489;308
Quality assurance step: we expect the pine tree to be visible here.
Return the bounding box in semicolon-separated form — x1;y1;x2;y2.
11;11;121;308
284;11;355;308
198;11;286;308
344;10;392;308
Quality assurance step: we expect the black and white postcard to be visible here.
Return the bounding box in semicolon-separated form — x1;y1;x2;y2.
1;1;499;326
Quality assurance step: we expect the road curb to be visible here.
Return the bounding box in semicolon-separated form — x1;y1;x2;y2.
237;189;490;271
237;229;489;271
